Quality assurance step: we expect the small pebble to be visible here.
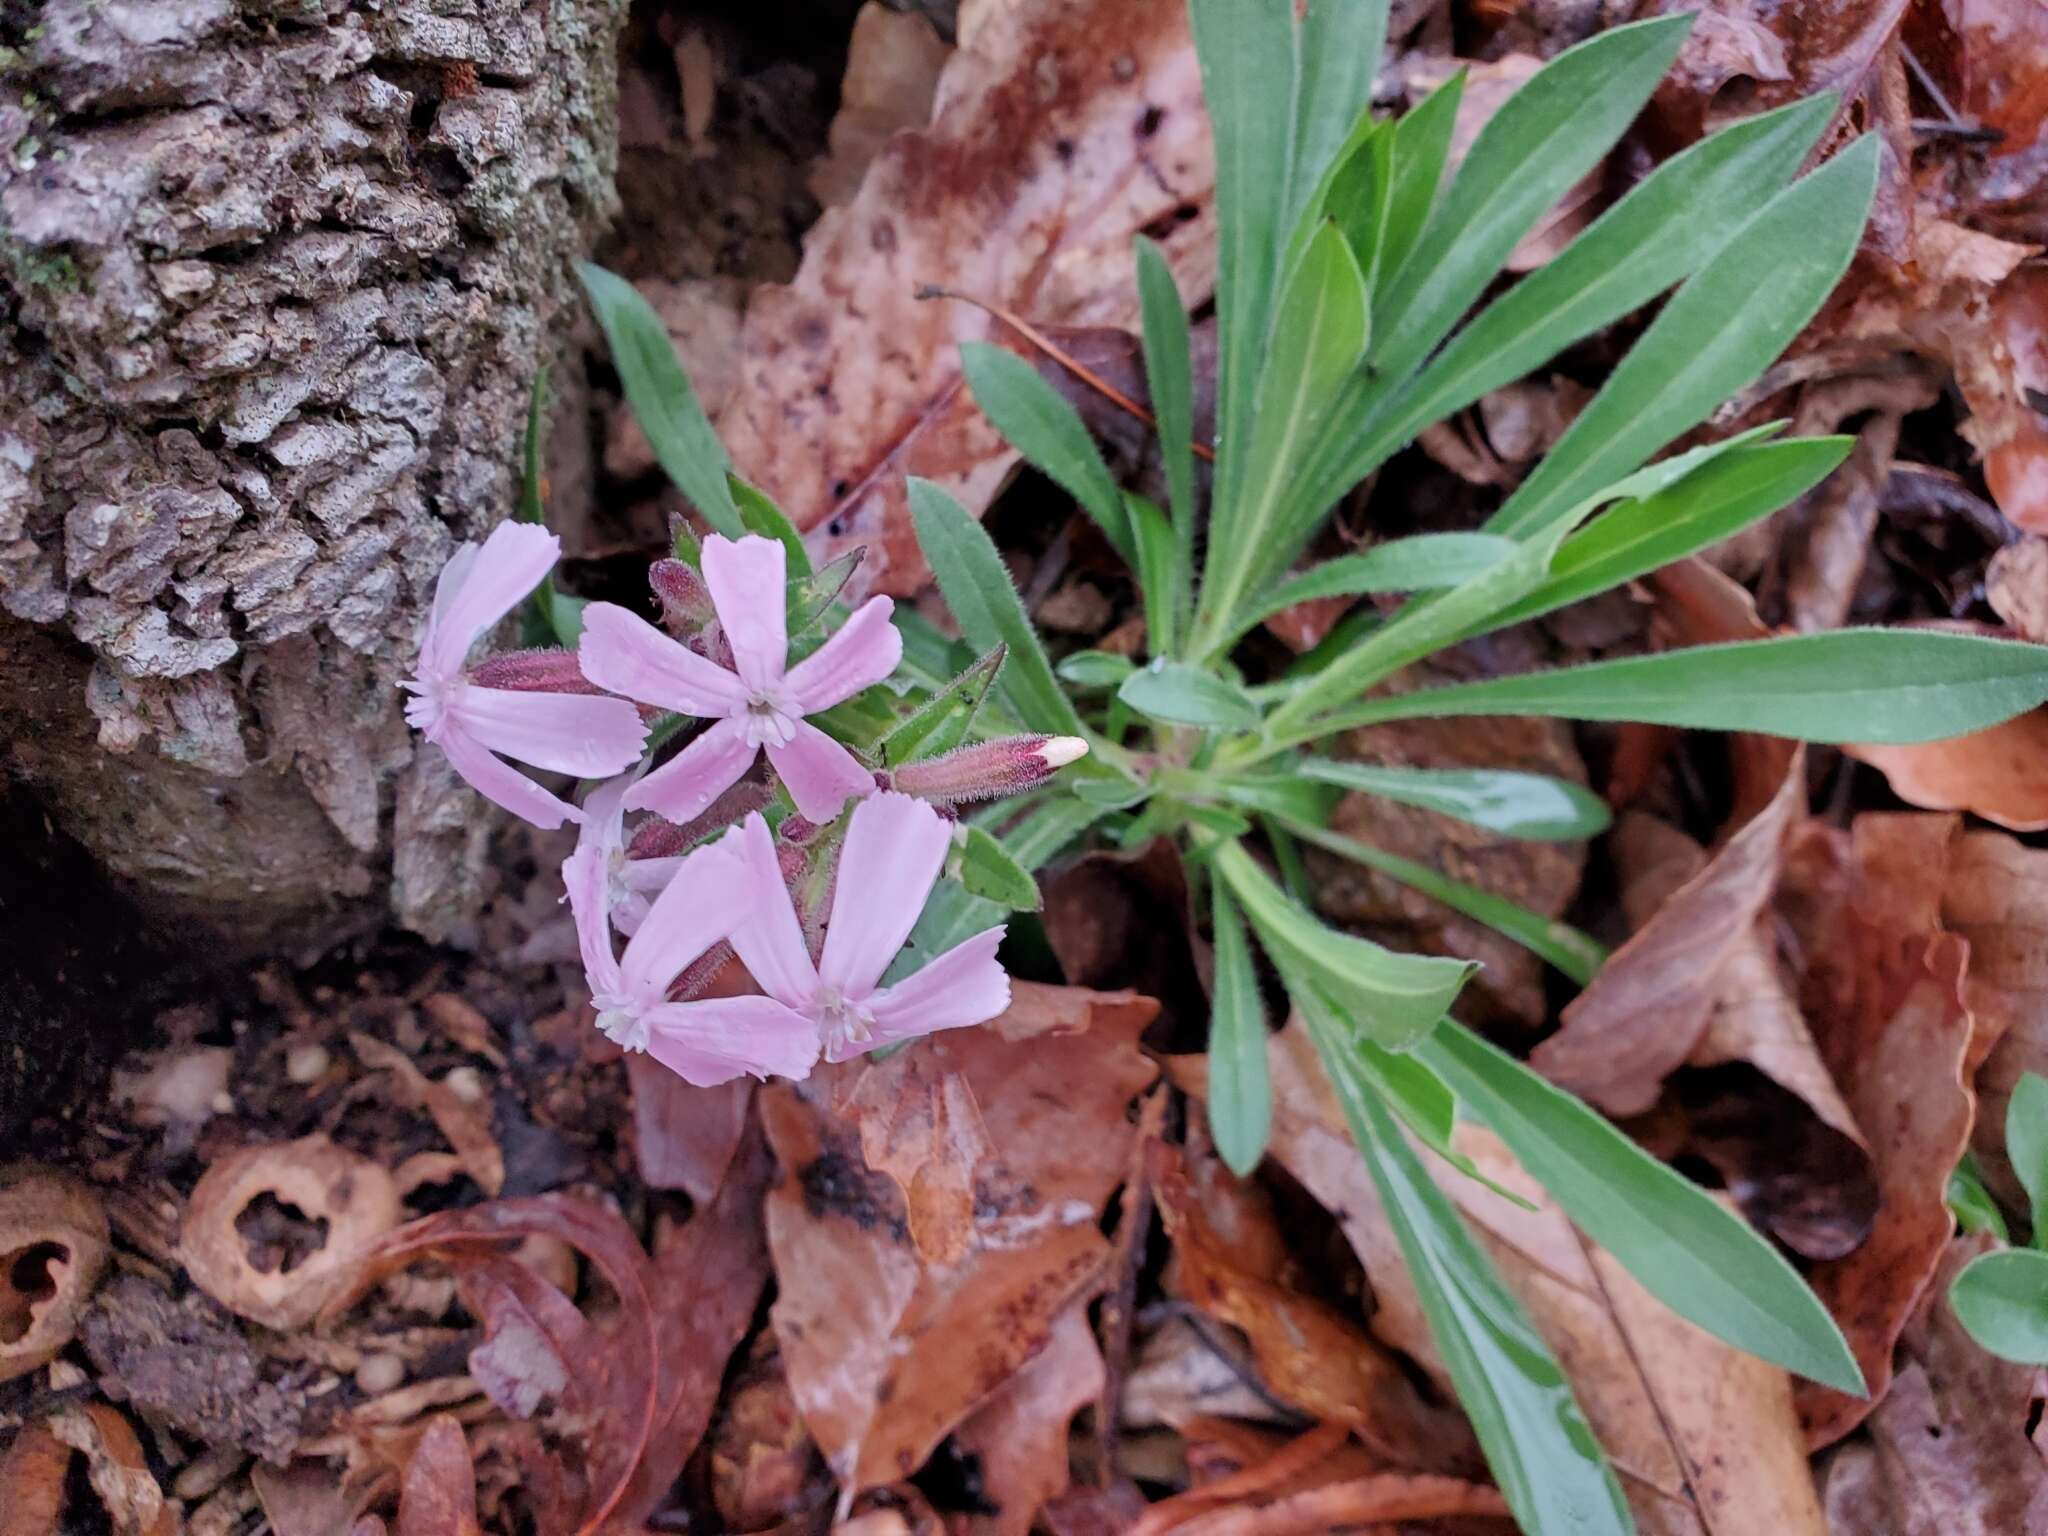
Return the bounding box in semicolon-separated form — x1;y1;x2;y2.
443;1065;486;1103
355;1353;406;1395
209;1090;234;1115
285;1043;331;1084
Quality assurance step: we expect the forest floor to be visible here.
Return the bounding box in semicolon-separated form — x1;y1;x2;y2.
5;2;2048;1534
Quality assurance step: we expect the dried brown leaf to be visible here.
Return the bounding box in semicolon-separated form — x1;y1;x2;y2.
48;1404;177;1536
627;1060;751;1202
0;1424;70;1536
846;1050;992;1265
811;4;953;209
949;1305;1105;1536
1782;815;1982;1446
394;1418;479;1536
716;0;1214;592
764;983;1158;1496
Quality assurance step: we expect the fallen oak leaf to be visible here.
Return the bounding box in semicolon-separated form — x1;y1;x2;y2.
948;1303;1105;1536
716;0;1215;593
763;982;1158;1498
1780;814;1987;1446
845;1048;993;1266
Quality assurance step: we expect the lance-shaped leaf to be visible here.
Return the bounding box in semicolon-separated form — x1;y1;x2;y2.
1300;760;1611;841
1420;1020;1867;1393
1118;659;1261;732
1208;884;1271;1176
960;342;1132;560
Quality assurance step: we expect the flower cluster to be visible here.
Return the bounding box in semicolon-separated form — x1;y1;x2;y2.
402;522;1085;1086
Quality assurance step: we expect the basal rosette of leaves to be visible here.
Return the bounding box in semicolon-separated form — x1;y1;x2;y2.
396;5;2048;1533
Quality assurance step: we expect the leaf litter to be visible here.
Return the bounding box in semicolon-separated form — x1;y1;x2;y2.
12;1;2048;1533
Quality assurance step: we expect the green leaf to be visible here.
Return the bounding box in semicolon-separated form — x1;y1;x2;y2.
1118;658;1261;732
879;644;1005;766
513;365;581;647
1422;1021;1867;1393
1209;885;1271;1177
1314;1016;1633;1536
1317;629;2048;746
1128;494;1186;659
1378;97;1836;471
1203;220;1369;642
1377;71;1461;290
960;342;1132;559
788;548;865;633
909;478;1086;737
1949;1157;2010;1242
577;261;742;536
1950;1249;2048;1365
1289;0;1389;232
729;475;811;575
1258;534;1516;621
1056;650;1137;689
1135;235;1199;630
2009;1071;2048;1243
1372;17;1693;395
1484;437;1850;634
1490;134;1879;541
1322;118;1395;289
519;363;550;527
1301;760;1611;840
1216;839;1472;1050
1275;814;1608;986
1190;0;1298;532
953;824;1042;911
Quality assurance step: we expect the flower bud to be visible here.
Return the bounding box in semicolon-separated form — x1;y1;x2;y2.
884;734;1088;807
649;558;715;636
627;781;774;859
467;647;604;695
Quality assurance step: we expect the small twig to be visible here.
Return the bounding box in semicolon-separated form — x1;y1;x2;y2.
918;283;1216;463
1899;42;1964;127
1090;1086;1169;1484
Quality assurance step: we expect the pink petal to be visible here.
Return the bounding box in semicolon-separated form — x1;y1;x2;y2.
725;812;818;1007
817;791;952;998
785;596;902;712
561;841;624;997
766;721;877;823
852;926;1011;1060
701;534;789;695
454;687;648;778
626;715;759;823
424;523;558;679
615;854;683;937
617;833;755;1001
643;995;821;1086
578;601;746;716
435;725;583;829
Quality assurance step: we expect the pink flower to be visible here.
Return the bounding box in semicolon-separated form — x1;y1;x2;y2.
565;773;684;938
564;818;820;1086
726;793;1011;1063
577;534;901;823
403;523;648;829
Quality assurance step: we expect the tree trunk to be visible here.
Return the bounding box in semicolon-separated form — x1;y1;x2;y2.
0;0;627;948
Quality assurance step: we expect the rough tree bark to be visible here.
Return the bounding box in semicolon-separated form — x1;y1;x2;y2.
0;0;627;947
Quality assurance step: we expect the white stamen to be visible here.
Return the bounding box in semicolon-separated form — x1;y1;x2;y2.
593;1005;652;1054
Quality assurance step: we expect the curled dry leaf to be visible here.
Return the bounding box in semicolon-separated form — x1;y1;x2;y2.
395;1418;481;1536
947;1305;1105;1536
1251;1022;1829;1536
352;1035;504;1199
763;982;1158;1496
716;0;1214;592
181;1135;403;1330
0;1164;109;1382
1152;1142;1482;1474
1821;1236;2048;1533
1780;814;1988;1446
1157;1473;1511;1536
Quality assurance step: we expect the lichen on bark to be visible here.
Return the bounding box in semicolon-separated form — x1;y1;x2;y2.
0;0;627;945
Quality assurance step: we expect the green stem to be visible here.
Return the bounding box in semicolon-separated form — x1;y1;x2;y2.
1272;812;1608;985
